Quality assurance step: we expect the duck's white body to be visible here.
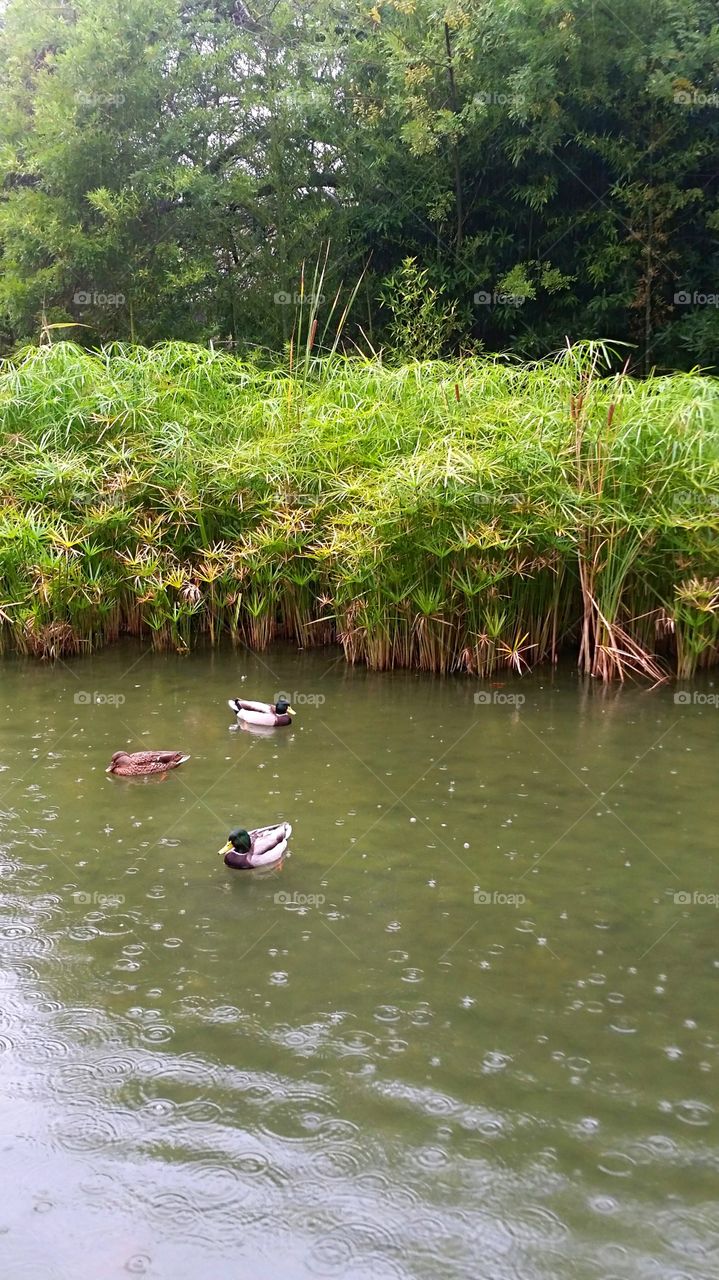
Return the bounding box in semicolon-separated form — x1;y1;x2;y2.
250;822;293;864
220;822;293;869
228;698;293;728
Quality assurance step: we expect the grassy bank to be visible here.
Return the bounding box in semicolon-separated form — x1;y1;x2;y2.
0;341;717;679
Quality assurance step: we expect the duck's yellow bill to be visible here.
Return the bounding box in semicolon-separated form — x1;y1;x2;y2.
218;840;233;856
288;706;296;716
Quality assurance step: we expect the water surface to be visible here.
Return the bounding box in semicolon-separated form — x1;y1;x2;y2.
0;644;717;1278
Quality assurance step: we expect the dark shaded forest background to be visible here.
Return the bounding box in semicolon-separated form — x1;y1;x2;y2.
1;0;718;369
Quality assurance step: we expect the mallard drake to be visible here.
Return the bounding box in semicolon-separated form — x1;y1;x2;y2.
218;823;292;870
228;697;295;728
106;750;190;777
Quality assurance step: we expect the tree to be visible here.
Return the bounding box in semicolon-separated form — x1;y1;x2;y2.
0;0;717;367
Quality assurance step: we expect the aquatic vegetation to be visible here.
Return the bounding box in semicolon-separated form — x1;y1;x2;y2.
0;340;717;679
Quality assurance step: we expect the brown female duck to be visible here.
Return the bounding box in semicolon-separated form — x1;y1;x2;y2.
106;750;190;777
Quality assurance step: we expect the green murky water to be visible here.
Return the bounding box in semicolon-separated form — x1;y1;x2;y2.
0;643;717;1279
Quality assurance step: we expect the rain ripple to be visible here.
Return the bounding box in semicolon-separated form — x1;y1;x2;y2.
259;1089;339;1143
50;1107;126;1154
308;1219;403;1278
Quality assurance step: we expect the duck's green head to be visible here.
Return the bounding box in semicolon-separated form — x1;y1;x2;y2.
218;827;251;856
274;698;295;716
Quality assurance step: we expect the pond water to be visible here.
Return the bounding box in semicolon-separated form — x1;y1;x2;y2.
0;643;717;1279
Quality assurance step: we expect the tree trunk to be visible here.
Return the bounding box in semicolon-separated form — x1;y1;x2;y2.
444;23;463;250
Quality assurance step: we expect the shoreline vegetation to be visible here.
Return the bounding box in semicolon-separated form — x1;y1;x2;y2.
0;340;717;681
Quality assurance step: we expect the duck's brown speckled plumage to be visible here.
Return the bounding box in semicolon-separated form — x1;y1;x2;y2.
106;750;190;777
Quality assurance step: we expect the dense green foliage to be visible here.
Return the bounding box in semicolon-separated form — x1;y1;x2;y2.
0;340;716;677
0;1;718;366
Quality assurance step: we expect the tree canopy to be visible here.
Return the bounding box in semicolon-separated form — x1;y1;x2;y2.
0;0;718;367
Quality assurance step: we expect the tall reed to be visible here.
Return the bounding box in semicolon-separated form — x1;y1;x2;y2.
0;340;716;678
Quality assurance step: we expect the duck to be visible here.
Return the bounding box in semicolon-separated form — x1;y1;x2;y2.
218;823;292;870
228;697;295;728
106;750;190;777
